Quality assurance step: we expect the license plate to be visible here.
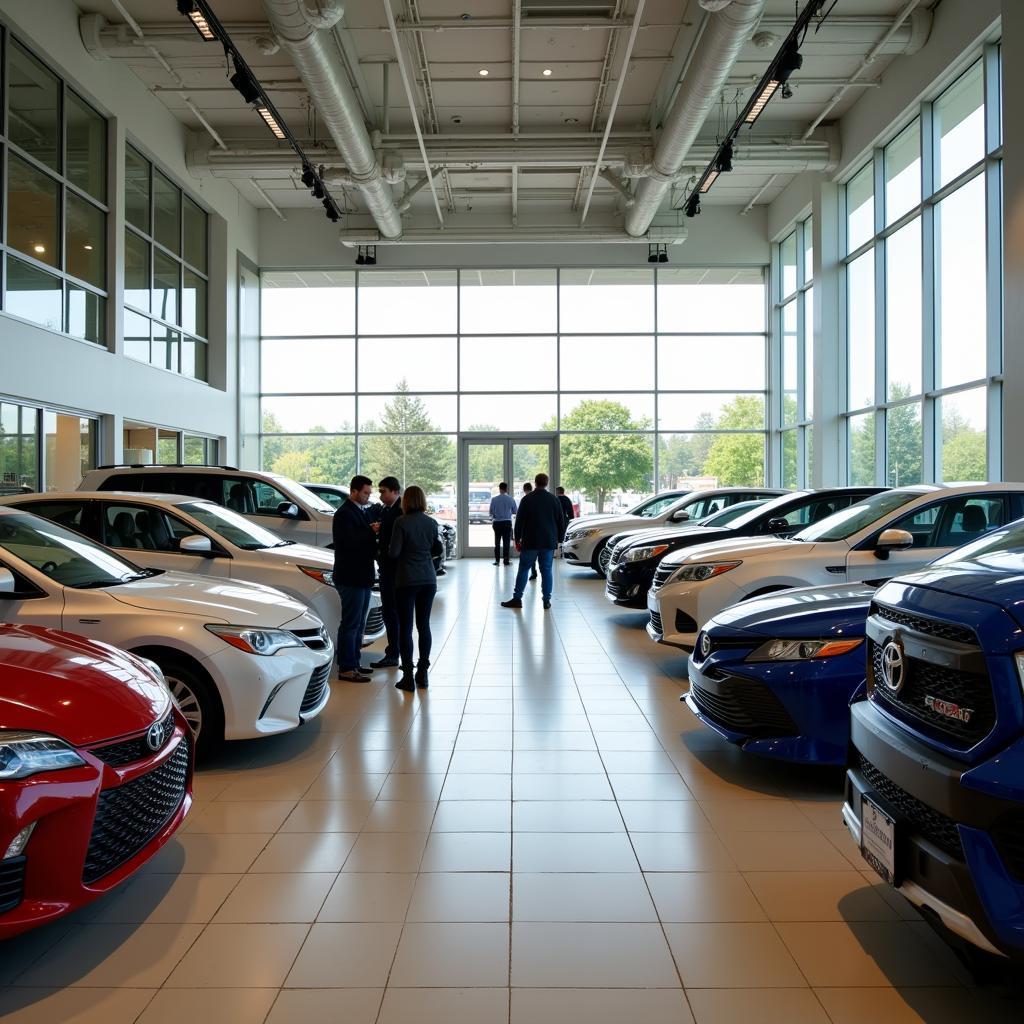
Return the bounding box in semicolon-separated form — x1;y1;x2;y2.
861;795;897;884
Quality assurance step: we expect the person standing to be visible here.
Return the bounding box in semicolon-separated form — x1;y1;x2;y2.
371;476;403;668
502;472;565;611
389;485;439;692
332;475;378;682
556;486;575;526
521;482;537;579
489;482;517;565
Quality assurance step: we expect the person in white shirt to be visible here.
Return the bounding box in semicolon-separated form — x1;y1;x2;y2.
488;482;517;565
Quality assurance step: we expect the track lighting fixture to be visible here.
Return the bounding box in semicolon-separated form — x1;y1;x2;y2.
745;38;804;125
177;0;217;40
647;244;658;264
323;197;339;222
647;243;668;264
355;248;365;266
301;165;316;189
229;60;261;105
685;193;701;218
365;245;377;267
781;82;794;100
312;178;325;199
715;139;734;174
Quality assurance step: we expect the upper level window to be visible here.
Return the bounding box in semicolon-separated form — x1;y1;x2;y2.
123;144;209;381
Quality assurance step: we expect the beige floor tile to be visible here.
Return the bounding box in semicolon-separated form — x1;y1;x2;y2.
645;872;766;923
630;831;737;872
248;831;357;873
664;922;806;988
406;872;511;922
164;922;308;988
388;750;456;773
453;730;515;751
775;921;967;987
342;832;429;872
211;872;335;923
380;773;448;801
285;922;402;987
0;988;154;1023
687;988;829;1024
511;923;680;987
182;801;296;835
302;771;387;801
431;800;512;831
264;988;383;1024
420;831;512;871
591;731;664;751
87;872;240;924
513;872;656;922
139;835;270;875
378;988;509;1024
681;770;786;802
512;750;605;773
214;775;314;802
512;774;613;800
814;986;1019;1024
511;988;692;1024
363;800;439;832
608;774;693;800
280;800;374;833
440;774;513;800
448;750;514;773
745;870;900;922
0;923;75;985
16;923;203;989
718;829;856;871
513;832;639;872
136;987;278;1024
699;798;819;832
618;800;711;832
513;731;596;750
317;872;417;922
389;922;510;987
512;800;624;832
600;751;680;774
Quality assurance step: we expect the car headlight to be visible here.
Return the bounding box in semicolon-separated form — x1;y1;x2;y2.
669;560;742;583
747;638;864;662
569;528;599;540
0;731;85;780
623;544;669;564
205;625;304;656
299;564;334;587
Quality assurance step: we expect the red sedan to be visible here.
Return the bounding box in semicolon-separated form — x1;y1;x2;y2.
0;625;193;939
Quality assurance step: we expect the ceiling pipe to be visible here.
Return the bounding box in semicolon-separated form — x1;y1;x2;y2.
625;0;766;237
338;225;686;244
260;0;403;238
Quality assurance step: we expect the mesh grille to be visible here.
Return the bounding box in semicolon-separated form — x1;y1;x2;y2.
83;738;189;885
858;753;963;860
872;603;977;645
90;711;175;768
689;677;799;737
0;856;26;914
291;626;330;652
300;664;331;715
652;564;675;589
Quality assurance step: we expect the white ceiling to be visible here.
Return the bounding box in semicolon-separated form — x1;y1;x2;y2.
78;0;937;234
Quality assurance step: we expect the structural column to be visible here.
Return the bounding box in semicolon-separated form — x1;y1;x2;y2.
812;178;842;486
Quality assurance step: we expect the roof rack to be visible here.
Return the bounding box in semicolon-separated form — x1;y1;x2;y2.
97;464;240;471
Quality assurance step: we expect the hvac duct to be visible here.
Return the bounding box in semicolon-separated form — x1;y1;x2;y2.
260;0;402;237
625;0;765;236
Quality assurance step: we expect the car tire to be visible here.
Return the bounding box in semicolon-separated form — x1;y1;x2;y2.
160;657;224;760
590;540;609;576
596;543;614;578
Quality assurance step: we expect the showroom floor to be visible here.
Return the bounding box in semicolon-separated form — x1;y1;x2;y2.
0;561;1019;1023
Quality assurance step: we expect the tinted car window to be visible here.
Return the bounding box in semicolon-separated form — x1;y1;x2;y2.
796;490;923;542
17;500;88;533
98;473;145;491
934;496;1007;547
638;495;681;517
103;502;191;552
887;503;942;548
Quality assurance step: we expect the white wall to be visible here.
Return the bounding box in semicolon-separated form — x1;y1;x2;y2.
0;0;258;463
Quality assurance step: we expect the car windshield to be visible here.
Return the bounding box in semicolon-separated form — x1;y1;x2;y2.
931;517;1024;568
182;502;290;550
0;511;151;589
701;500;768;527
632;493;684;517
270;475;336;515
794;489;923;542
722;492;812;530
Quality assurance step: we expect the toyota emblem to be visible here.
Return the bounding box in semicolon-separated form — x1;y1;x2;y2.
145;721;164;752
700;632;711;658
880;639;906;695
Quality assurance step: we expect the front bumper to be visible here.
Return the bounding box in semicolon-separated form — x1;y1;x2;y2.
646;588;699;649
561;534;599;565
604;563;656;608
843;700;1024;961
0;717;193;940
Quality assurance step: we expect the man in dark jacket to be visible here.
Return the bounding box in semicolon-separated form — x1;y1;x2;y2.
370;476;403;668
332;474;377;681
502;472;565;610
556;487;575;527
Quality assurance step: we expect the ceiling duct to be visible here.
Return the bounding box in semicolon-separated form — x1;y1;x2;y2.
260;0;402;238
625;0;765;237
521;0;618;20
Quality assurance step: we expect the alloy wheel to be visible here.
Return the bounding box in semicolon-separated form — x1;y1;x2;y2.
166;674;203;738
597;544;612;575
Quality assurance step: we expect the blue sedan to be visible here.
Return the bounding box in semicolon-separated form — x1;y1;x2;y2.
685;583;874;765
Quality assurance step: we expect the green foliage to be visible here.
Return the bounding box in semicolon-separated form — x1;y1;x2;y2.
941;403;987;481
554;400;653;512
703;395;766;486
260;410;355;484
849;415;876;485
886;384;922;486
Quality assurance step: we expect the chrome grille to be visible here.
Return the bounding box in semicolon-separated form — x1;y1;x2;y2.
90;711;175;768
871;603;977;646
291;626;330;651
300;664;331;715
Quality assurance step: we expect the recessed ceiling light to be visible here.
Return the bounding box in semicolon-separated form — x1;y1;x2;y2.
83;244;93;251
542;68;553;76
32;244;45;254
563;116;578;125
478;68;489;76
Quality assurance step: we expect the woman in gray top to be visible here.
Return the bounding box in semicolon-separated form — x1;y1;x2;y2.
388;485;439;691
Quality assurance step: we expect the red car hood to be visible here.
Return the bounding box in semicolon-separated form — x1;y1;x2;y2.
0;625;170;748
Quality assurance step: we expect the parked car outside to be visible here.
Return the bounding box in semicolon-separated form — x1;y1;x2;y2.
0;508;332;756
80;466;338;547
605;488;883;606
1;491;386;650
842;516;1024;965
648;484;1024;650
563;487;788;575
0;624;192;939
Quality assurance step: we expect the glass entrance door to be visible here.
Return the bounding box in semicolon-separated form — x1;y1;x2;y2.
458;434;558;556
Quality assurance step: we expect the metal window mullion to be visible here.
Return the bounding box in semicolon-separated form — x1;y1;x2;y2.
768;240;781;486
984;43;1003;480
354;268;360;469
920;98;938;482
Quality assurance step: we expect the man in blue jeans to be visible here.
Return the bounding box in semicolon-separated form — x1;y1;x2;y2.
332;474;377;681
501;472;565;611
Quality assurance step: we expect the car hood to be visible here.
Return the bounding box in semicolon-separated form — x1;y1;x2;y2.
660;534;805;565
250;542;333;572
709;583;876;638
105;570;309;627
0;624;170;747
615;524;732;550
570;513;640;529
883;559;1024;627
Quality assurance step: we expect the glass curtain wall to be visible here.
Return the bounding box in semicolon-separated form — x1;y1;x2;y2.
776;218;814;486
842;50;1001;485
0;400;97;492
259;268;767;512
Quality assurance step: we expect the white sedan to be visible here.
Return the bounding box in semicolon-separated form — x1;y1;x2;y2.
0;507;332;756
2;491;385;648
647;484;1024;650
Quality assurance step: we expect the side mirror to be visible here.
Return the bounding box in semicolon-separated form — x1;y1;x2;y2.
277;501;300;519
670;510;690;522
0;567;15;595
874;528;914;559
766;517;791;533
179;534;213;554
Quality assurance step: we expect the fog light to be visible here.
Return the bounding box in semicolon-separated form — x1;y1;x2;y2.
258;681;288;720
4;822;35;859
